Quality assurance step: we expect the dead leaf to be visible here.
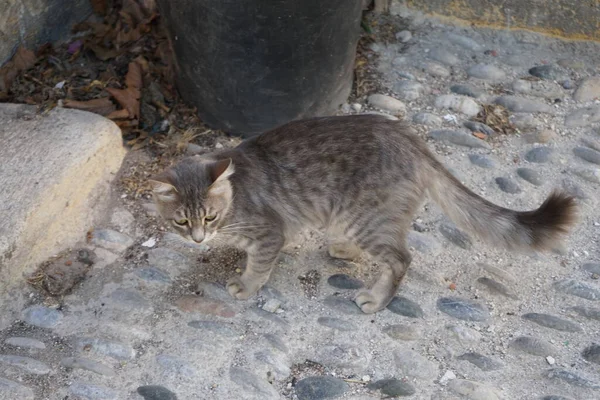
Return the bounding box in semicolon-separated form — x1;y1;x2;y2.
125;61;143;90
86;42;121;61
0;47;37;91
106;87;140;119
121;0;146;24
473;132;487;140
107;108;130;120
63;97;116;116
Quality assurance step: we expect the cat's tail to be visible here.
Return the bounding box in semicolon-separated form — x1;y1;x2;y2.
426;159;577;251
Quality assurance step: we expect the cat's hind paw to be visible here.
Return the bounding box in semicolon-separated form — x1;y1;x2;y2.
354;290;388;314
226;276;255;300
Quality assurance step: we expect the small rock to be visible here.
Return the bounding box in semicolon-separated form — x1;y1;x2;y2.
141;237;157;248
562;80;575;89
582;344;600;365
554;279;600;300
396;30;412;42
565;106;600;127
495;177;522;194
76;337;136;360
317;317;355;331
340;103;351;113
522;313;582;332
582;137;600;152
368;94;406;113
437;297;490;321
457;352;503;371
429;129;490;149
516;167;544;186
546;356;556;365
423;61;450;78
386;296;424;318
254;349;291;379
557;58;586;71
450;84;484;98
439;222;473;250
91;229;134;252
413;112;442;127
135;267;171;283
0;377;34;400
262;298;282;313
157;354;198;379
476;277;518;299
449;379;503;400
188;320;240;337
351;103;362;112
429;48;460;66
383;324;420;341
583;263;600;275
176;295;236;317
561;179;586;200
571;306;600;321
69;382;121;400
468;64;505;80
137;385;178;400
495;96;553;113
529;64;566;81
468;154;495;169
394;349;438;379
407;231;441;255
393;81;426;101
478;263;517;283
60;357;114;376
0;355;51;375
510;114;542;130
367;379;416;397
327;274;364;290
295;376;348;400
573;146;600;165
21;305;62;329
5;337;46;350
446;324;482;345
435;95;480;117
525;147;554;163
510;336;556;356
147;247;189;271
573;76;600;102
447;34;482;51
512;79;532;94
464;121;495;136
543;368;600;389
312;345;369;374
524;129;556;144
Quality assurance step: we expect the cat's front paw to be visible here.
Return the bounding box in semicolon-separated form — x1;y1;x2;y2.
226;276;257;300
354;290;388;314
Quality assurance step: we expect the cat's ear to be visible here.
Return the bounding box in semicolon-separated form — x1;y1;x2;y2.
208;158;235;183
148;172;178;202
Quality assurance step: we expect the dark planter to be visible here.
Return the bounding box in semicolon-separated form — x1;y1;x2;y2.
156;0;362;136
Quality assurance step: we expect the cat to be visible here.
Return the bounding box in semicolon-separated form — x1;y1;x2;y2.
149;114;576;314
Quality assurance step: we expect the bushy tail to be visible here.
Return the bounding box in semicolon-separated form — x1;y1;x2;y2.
426;161;577;251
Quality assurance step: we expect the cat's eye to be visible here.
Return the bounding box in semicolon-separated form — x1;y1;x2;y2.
174;218;188;226
204;215;217;222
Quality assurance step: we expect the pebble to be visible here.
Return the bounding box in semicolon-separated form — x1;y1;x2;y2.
394;349;438;379
450;84;484;98
546;356;556;365
446;324;482;345
0;354;51;375
573;146;600;165
312;345;368;373
449;380;503;400
327;274;364;290
197;282;232;303
429;129;490;149
542;396;574;400
383;324;420;341
573;76;600;102
467;154;494;169
439;370;456;385
467;64;505;80
529;64;566;81
137;385;178;400
561;179;586;200
0;377;34;400
76;337;136;360
582;344;600;365
525;147;554;163
147;247;190;271
367;379;416;397
60;357;114;376
69;382;121;399
437;297;490;321
351;103;362;112
135;267;171;283
109;288;151;311
447;33;482;51
516;167;544;186
176;295;236;317
510;113;542;130
434;94;480;117
5;337;46;349
476;277;518;299
367;94;406;113
323;296;362;315
478;263;517;283
386;296;424;318
230;367;279;397
413;112;442;127
254;349;291;379
543;368;600;389
91;229;134;252
429;48;460;66
393;81;426;101
554;279;600;300
439;222;472;250
407;231;441;255
571;306;600;321
565;106;600;127
262;298;282;313
495;177;522;194
317;317;355;331
581;137;600;152
583;262;600;275
524;129;556;144
510;336;556;356
423;61;450;78
187;320;240;337
464;121;495;136
396;30;412;42
521;313;582;332
457;352;503;371
157;354;198;379
495;96;553;113
21;305;62;329
295;376;348;400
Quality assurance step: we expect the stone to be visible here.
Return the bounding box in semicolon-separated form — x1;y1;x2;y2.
541;396;574;400
525;147;554;163
91;229;133;252
60;357;114;376
383;324;420;341
582;344;600;365
495;177;522;194
457;352;503;371
393;81;426;101
495;96;553;113
396;30;412;42
510;114;542;130
581;137;600;152
429;48;460;66
137;385;178;400
561;179;586;200
386;296;424;318
565;106;600;127
573;146;600;165
437;297;489;321
394;349;438;379
478;263;517;283
464;121;495;136
108;288;152;311
451;84;484;98
573;77;600;102
434;95;481;117
413;112;442;127
517;168;544;186
514;80;564;99
469;154;495;168
449;379;503;400
367;94;406;113
407;231;441;255
467;64;506;80
0;354;51;374
510;336;556;356
295;376;348;400
571;306;600;321
5;337;46;349
367;379;416;397
76;337;136;360
21;305;63;329
187;320;240;337
522;313;582;332
429;130;490;149
147;247;190;272
69;382;121;399
262;334;289;354
327;274;364;290
423;61;450;77
512;79;532;94
447;34;482;51
554;279;600;301
324;296;362;315
543;368;600;389
583;263;600;275
476;277;518;299
0;377;34;400
312;345;369;373
524;129;556;144
439;370;456;385
439;223;473;250
529;65;566;81
446;325;482;345
262;298;282;313
176;295;236;317
317;317;355;331
157;355;198;379
0;105;125;324
135;267;172;283
254;349;291;379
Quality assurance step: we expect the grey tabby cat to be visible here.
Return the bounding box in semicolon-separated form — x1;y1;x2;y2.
150;115;576;313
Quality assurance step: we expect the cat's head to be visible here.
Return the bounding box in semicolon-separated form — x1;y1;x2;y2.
149;157;235;244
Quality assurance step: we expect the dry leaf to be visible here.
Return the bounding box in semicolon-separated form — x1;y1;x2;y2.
63;97;116;116
0;47;37;91
107;108;130;120
125;61;143;90
473;132;487;140
86;42;121;61
106;87;140;119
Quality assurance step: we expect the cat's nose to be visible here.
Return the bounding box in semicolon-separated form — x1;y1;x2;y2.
191;228;204;243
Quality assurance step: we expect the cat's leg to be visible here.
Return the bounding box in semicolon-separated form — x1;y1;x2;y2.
226;234;284;300
354;240;412;314
327;241;362;260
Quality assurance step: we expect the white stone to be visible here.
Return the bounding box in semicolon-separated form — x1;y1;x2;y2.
468;64;506;80
395;30;412;43
367;94;406;113
424;61;450;78
546;356;556;365
434;94;480;117
574;76;600;102
439;370;457;385
142;238;157;248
